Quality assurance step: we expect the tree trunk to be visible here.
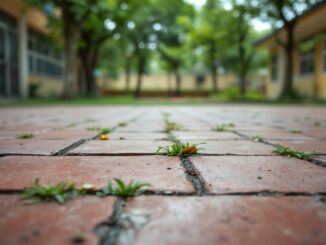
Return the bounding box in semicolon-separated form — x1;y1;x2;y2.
239;41;246;95
135;55;145;98
280;23;295;98
125;59;131;93
175;66;181;97
210;43;218;93
62;32;77;99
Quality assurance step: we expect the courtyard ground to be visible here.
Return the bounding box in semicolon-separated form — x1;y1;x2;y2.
0;105;325;244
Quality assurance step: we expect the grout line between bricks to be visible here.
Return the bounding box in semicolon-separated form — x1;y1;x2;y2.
0;189;325;197
94;198;126;245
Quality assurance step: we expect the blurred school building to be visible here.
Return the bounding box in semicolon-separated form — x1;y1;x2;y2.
0;0;263;98
0;0;64;98
256;0;326;99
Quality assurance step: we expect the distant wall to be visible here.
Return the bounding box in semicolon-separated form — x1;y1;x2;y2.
98;73;238;92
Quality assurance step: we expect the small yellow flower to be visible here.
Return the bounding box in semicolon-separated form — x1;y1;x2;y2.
100;134;109;140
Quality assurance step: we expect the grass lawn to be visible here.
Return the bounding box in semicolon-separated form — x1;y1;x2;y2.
1;95;325;107
1;87;325;107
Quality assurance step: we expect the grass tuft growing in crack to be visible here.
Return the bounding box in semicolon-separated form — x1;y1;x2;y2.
251;135;263;142
97;178;150;198
17;133;34;139
273;145;317;161
87;127;112;134
211;123;235;132
21;178;86;204
156;142;204;156
288;128;302;134
118;122;128;127
164;121;183;132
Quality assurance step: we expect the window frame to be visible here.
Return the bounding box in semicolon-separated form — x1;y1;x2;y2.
27;28;63;79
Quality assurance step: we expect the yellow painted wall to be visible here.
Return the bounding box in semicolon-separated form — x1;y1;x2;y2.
265;37;326;99
29;75;63;97
98;74;238;92
315;39;326;98
0;0;64;97
266;47;286;99
0;0;50;35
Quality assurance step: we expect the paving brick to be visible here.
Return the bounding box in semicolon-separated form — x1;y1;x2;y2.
0;195;116;245
191;156;326;193
184;140;275;155
173;131;242;140
109;132;167;140
120;196;326;245
69;140;170;155
36;130;96;140
302;128;326;139
0;139;79;155
0;156;193;192
240;130;315;140
269;140;326;154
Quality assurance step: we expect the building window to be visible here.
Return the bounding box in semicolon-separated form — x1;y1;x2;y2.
28;29;63;78
299;38;316;76
271;54;277;81
0;10;19;96
324;38;326;72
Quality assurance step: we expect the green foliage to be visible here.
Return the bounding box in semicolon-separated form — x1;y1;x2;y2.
21;178;81;204
97;178;150;197
273;145;317;161
156;142;204;156
17;133;34;139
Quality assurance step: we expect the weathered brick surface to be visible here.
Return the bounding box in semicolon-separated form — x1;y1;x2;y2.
69;140;171;155
0;139;79;155
240;130;315;140
268;140;326;154
0;195;116;245
184;140;275;155
0;105;325;245
109;132;167;140
191;156;326;193
0;156;193;192
173;131;242;140
121;196;326;245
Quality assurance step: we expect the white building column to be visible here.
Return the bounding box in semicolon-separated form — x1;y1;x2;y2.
18;12;29;98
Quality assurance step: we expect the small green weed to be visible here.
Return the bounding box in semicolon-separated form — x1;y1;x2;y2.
156;142;204;156
97;178;150;197
164;121;183;132
166;134;178;142
251;135;263;142
99;128;112;134
273;145;317;161
21;178;82;204
211;123;235;132
17;133;34;139
163;112;171;118
86;127;112;134
212;125;226;132
288;128;302;134
118;122;127;127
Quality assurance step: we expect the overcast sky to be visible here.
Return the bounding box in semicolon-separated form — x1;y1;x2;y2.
185;0;271;31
